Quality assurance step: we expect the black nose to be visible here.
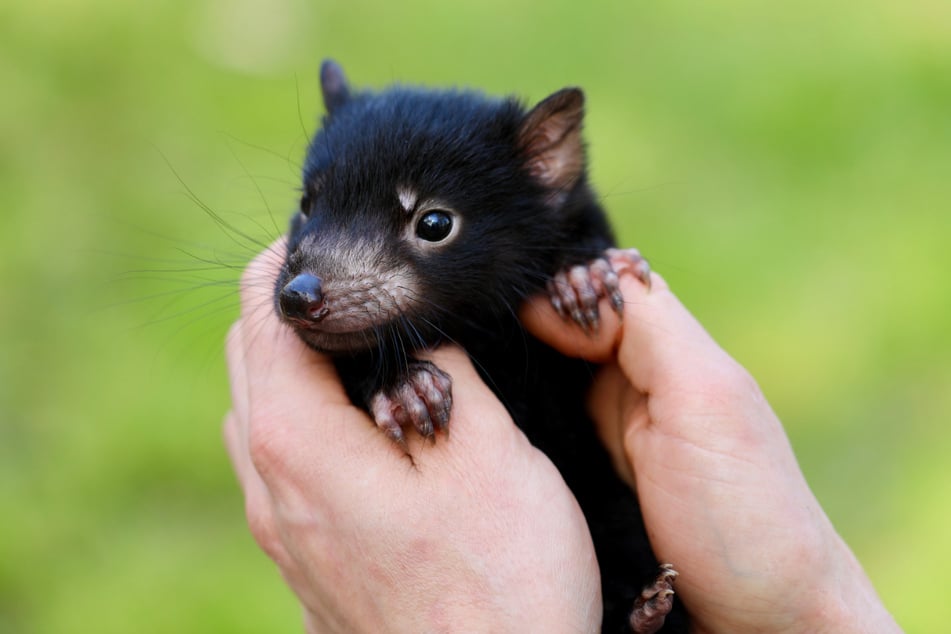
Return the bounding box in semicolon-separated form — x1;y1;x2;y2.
279;273;328;322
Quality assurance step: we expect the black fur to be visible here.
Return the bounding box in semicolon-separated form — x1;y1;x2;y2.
275;61;688;633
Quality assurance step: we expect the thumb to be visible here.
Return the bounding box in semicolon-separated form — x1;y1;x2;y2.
416;345;525;448
519;289;623;365
522;271;732;398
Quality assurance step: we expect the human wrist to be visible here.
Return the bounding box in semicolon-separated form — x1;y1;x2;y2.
796;535;901;634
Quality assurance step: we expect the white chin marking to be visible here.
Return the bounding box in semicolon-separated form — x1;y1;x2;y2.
397;185;418;213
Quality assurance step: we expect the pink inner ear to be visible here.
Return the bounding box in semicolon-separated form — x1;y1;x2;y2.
519;90;586;195
525;122;584;192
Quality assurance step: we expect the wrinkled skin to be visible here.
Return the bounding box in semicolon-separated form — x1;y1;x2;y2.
226;245;901;633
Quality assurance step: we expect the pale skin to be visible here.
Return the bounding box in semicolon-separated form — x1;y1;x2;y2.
224;245;901;633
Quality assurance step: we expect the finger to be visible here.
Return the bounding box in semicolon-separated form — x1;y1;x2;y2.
520;291;621;363
238;238;288;322
609;275;734;397
585;364;639;488
525;268;730;395
223;411;293;568
521;267;669;363
222;410;254;495
225;319;250;424
417;345;509;428
412;345;527;457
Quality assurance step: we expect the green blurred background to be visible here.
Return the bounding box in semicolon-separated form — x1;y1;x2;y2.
1;0;948;631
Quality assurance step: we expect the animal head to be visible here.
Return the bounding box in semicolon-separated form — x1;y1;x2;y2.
276;60;591;354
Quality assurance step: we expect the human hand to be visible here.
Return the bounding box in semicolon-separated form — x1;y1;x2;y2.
223;246;602;633
522;266;901;633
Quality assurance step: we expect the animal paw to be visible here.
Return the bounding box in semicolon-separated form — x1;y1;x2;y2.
629;564;678;634
546;247;651;332
369;361;452;443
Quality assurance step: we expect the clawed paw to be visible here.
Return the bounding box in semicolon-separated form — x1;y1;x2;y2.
547;247;651;333
369;361;452;444
629;564;678;634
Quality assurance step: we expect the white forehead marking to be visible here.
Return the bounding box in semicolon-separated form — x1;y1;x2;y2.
397;186;418;213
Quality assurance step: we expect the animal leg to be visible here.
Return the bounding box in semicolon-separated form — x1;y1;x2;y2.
629;564;678;634
547;247;651;332
369;360;453;443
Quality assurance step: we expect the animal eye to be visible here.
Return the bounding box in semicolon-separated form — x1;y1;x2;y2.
300;193;313;216
416;210;453;242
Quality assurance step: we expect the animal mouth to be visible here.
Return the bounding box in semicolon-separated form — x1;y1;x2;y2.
291;323;383;353
283;307;330;329
285;304;385;333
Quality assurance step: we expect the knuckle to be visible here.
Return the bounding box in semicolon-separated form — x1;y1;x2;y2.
239;260;263;303
239;247;284;312
244;498;284;560
688;359;768;426
225;321;242;355
717;362;761;400
246;418;291;481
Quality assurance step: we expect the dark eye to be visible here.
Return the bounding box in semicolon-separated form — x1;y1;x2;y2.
299;193;312;216
416;210;453;242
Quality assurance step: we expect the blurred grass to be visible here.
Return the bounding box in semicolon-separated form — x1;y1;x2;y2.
1;0;948;631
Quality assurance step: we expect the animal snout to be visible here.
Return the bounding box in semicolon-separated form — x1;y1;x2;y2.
279;273;329;322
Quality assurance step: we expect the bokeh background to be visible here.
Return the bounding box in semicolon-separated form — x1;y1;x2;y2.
2;0;948;631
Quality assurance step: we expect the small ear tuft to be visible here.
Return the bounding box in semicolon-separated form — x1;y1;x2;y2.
518;88;586;196
320;59;351;115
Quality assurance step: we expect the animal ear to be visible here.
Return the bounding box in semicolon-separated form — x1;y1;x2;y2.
320;59;351;115
518;88;586;195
